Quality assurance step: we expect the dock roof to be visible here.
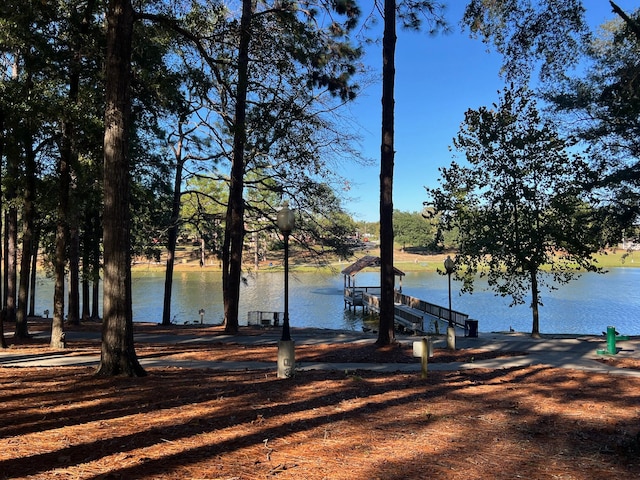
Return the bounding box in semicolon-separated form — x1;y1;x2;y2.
341;255;405;277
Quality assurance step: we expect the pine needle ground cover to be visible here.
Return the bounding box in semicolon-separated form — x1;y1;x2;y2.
1;322;639;479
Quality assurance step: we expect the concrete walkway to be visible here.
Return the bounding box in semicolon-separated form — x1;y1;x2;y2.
1;328;639;377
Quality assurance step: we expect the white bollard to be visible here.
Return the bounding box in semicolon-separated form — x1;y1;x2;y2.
447;325;456;350
421;337;429;379
277;340;296;378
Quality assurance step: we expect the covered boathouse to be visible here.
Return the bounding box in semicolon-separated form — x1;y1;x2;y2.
341;255;405;312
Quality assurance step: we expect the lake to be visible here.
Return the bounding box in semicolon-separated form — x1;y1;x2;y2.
30;266;640;335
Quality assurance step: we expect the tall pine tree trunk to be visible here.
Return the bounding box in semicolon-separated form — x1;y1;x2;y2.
223;0;253;334
91;213;101;321
15;122;37;339
4;129;20;322
97;0;144;376
82;278;90;320
52;0;97;346
376;0;397;346
3;210;8;311
67;225;80;325
162;125;186;326
29;228;39;317
52;148;69;346
0;108;6;349
91;278;100;320
81;214;91;321
4;59;18;324
530;268;541;338
6;202;18;325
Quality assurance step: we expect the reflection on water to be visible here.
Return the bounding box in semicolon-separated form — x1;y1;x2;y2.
29;267;640;335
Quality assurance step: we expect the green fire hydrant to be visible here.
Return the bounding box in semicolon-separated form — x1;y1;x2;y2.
597;326;630;356
606;325;617;355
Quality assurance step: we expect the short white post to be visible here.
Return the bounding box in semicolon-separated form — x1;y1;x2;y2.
277;340;296;378
447;325;456;351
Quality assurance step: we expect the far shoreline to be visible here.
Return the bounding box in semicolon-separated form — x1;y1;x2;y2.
132;248;640;274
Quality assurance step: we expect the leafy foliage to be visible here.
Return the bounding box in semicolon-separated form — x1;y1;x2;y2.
544;8;640;243
463;0;589;83
393;210;436;250
427;86;604;335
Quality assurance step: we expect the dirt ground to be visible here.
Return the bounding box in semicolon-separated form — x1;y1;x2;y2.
1;321;640;480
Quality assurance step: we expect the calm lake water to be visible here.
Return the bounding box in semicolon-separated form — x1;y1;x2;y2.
31;267;640;335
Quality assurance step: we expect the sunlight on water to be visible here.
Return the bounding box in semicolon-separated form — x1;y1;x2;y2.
29;267;640;335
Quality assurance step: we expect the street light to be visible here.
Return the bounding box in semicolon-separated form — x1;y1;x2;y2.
443;255;456;350
276;201;295;377
443;256;454;327
276;201;295;341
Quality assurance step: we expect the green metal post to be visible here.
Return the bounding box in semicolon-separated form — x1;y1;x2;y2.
607;326;617;355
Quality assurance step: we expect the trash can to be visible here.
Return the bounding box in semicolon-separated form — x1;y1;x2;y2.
464;319;478;338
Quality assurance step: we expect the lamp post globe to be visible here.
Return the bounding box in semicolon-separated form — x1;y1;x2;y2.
276;201;295;234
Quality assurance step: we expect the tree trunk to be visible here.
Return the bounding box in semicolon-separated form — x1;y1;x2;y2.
4;59;18;323
52;0;97;346
0;107;6;349
3;210;8;311
29;228;39;317
52;148;69;346
96;0;144;376
16;195;33;339
67;225;80;325
82;277;90;320
530;268;541;338
91;278;100;320
162;129;185;326
222;0;253;335
0;309;6;350
6;205;18;325
81;214;91;321
91;205;101;321
15;127;37;339
376;0;397;346
162;226;176;325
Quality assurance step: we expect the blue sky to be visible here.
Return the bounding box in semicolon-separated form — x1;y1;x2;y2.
341;1;637;222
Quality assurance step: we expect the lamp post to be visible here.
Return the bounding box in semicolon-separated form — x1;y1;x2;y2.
444;255;456;350
276;201;295;377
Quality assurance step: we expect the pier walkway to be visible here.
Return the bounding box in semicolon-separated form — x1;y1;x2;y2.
341;255;474;335
344;287;472;335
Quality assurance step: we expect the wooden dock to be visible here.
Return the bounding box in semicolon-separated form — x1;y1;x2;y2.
345;288;469;335
341;255;472;335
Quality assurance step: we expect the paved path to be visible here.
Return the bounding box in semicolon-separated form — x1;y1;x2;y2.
1;328;639;377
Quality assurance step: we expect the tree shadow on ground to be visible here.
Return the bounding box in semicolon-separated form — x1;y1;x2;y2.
0;365;639;479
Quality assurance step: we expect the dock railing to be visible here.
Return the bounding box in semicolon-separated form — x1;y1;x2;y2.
346;288;471;334
394;291;468;328
344;286;381;308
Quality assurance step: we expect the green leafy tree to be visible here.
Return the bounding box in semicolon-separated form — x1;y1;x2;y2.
182;0;364;333
427;86;604;337
545;5;640;244
463;0;589;84
354;220;379;241
393;210;434;250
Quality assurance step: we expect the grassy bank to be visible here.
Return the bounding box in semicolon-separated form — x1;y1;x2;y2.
132;247;640;274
